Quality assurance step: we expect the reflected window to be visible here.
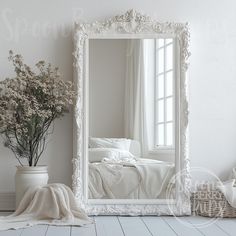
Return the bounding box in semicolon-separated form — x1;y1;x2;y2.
155;38;175;148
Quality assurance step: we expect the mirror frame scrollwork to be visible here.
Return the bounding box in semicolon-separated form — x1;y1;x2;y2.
73;9;191;215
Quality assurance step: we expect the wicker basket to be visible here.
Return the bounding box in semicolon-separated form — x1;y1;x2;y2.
191;186;236;218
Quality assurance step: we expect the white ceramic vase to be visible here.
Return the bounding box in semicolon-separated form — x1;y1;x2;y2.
15;166;49;208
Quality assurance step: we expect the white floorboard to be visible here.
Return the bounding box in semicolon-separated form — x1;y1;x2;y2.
0;229;23;236
186;216;229;236
214;218;236;236
21;225;48;236
71;217;96;236
1;212;236;236
162;216;203;236
118;216;152;236
95;216;124;236
141;216;177;236
46;225;71;236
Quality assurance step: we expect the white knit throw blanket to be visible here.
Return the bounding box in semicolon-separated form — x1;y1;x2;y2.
0;184;91;231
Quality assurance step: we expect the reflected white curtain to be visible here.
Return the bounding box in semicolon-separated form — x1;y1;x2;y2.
124;39;154;156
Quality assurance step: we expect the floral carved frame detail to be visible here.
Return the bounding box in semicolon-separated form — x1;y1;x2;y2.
72;9;191;215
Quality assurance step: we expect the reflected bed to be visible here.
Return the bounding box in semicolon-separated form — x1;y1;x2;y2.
88;138;174;199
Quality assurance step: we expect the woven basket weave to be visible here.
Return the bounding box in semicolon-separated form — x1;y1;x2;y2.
191;186;236;218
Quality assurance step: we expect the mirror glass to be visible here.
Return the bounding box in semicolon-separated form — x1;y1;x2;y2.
88;39;176;199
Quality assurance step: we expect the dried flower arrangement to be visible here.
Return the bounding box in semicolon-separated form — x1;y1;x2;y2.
0;51;76;166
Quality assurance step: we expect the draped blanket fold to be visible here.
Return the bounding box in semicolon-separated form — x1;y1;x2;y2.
0;183;91;231
217;179;236;208
89;159;174;199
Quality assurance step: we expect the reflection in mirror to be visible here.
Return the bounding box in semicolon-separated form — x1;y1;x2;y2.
88;39;176;199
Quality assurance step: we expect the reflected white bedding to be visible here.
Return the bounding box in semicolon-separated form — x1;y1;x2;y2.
88;158;174;199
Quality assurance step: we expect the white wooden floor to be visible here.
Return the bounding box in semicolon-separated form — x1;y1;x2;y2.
0;213;236;236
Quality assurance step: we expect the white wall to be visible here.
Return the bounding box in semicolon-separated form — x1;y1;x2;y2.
89;39;127;138
0;0;236;194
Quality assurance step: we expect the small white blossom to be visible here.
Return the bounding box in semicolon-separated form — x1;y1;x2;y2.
0;51;76;166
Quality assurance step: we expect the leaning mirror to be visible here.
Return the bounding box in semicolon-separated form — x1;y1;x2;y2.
73;10;191;215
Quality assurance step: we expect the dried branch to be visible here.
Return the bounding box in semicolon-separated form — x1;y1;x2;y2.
0;51;76;166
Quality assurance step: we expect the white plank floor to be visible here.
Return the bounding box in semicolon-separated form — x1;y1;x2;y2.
1;213;236;236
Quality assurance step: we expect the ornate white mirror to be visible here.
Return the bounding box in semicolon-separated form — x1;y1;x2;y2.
73;9;191;215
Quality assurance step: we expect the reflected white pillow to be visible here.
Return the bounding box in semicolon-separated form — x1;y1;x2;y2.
89;137;131;151
89;148;136;163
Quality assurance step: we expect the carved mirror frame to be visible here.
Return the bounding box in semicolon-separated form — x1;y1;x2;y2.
72;9;191;215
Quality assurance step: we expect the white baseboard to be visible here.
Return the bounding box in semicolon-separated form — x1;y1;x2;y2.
0;193;15;211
